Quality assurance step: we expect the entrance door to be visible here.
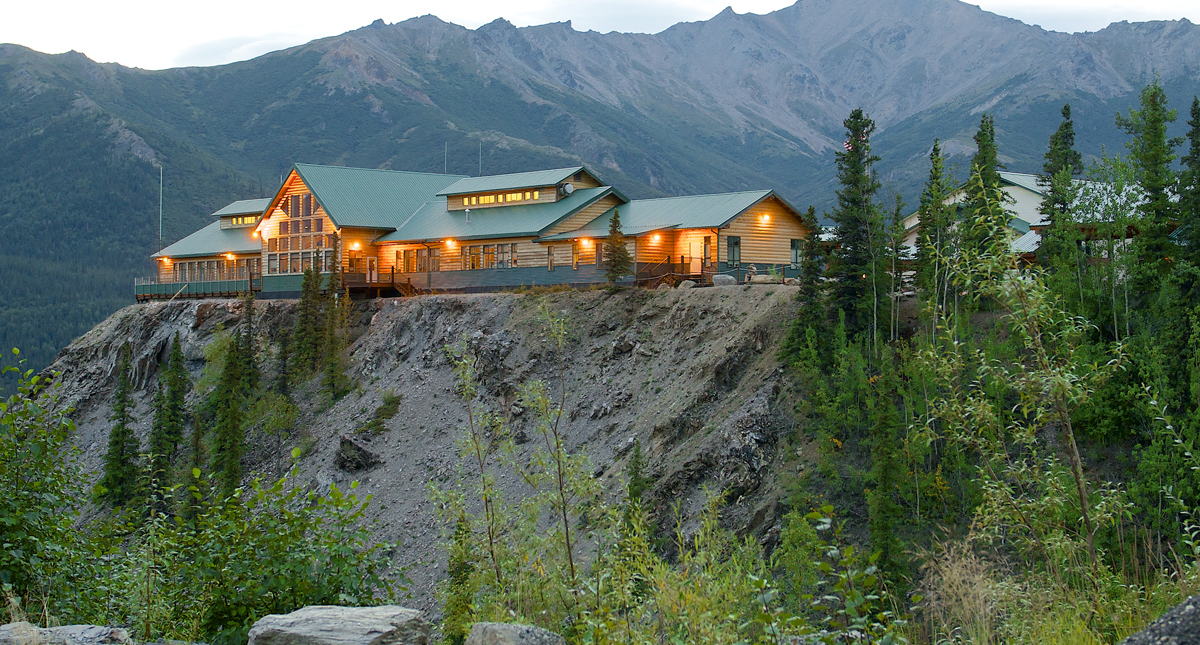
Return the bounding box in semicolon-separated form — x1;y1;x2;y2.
689;243;703;275
367;257;378;283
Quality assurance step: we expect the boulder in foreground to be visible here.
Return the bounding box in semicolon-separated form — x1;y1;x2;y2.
1120;595;1200;645
464;623;564;645
248;605;429;645
0;623;132;645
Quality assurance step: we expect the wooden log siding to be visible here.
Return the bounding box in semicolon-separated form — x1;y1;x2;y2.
378;237;543;273
259;173;337;275
636;230;676;264
673;229;716;267
718;197;808;266
543;194;624;236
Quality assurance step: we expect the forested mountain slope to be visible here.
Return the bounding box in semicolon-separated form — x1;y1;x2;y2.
2;0;1198;375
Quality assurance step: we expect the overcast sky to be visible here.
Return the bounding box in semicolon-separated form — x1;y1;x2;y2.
1;0;1193;70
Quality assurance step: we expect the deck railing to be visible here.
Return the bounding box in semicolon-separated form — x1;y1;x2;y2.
134;273;261;301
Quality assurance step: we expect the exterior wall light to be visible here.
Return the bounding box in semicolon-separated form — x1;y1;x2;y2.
252;231;259;238
652;234;661;242
581;238;591;246
351;242;361;250
226;253;235;260
446;239;456;248
761;214;770;222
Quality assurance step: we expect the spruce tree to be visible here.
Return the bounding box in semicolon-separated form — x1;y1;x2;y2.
1117;77;1180;281
164;334;188;442
239;291;260;394
603;208;634;286
915;140;954;297
148;334;188;495
292;268;324;375
780;206;826;363
828;108;884;337
274;328;292;397
148;384;171;500
98;349;140;507
211;337;244;498
1039;104;1084;225
961;113;1006;257
180;416;206;522
868;350;904;582
1043;104;1084;179
1182;95;1200;262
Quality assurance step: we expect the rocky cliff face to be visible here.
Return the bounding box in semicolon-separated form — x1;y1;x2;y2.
44;287;807;609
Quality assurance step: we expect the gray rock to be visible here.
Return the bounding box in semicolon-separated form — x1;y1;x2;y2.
750;274;781;284
712;274;737;286
248;605;429;645
464;623;564;645
677;280;696;289
656;283;672;291
336;435;381;471
0;623;132;645
1120;595;1200;645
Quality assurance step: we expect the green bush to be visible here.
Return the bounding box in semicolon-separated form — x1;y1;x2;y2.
117;463;398;645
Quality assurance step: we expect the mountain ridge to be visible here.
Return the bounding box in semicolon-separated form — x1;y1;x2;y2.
1;0;1198;376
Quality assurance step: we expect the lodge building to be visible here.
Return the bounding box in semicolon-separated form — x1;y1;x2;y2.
136;163;812;301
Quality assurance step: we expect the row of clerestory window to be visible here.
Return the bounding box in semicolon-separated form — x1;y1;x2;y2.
461;191;540;207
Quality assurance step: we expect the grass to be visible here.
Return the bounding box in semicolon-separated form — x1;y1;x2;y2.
357;390;402;436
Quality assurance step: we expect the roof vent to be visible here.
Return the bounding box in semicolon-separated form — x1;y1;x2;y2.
465;208;470;224
561;183;575;196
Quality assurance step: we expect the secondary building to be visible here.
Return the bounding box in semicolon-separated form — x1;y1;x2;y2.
137;163;813;301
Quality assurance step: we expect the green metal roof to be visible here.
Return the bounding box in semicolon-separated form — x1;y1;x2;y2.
538;190;779;241
1011;230;1042;254
212;198;271;217
152;221;260;259
437;167;586;196
1000;172;1046;196
293;164;466;230
375;186;618;243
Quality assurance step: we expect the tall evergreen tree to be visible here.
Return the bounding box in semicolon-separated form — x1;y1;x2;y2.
211;337;244;498
98;348;140;507
292;268;324;375
603;208;634;286
915;140;954;297
148;334;188;494
239;291;260;394
780;206;826;363
164;334;189;439
274;328;292;398
868;349;905;582
961;113;1006;256
1043;104;1084;179
1039;104;1085;225
828;108;884;338
148;384;171;500
1117;77;1180;280
1181;95;1200;262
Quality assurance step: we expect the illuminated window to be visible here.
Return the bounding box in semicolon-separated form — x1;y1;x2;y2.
525;192;531;200
533;191;539;200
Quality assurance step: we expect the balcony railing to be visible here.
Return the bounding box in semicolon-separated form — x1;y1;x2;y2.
134;273;261;301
